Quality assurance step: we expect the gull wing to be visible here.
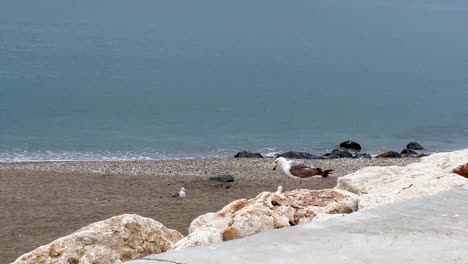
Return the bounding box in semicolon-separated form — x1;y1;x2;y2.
289;163;323;178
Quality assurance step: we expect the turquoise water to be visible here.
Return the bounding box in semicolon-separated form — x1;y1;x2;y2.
1;0;468;161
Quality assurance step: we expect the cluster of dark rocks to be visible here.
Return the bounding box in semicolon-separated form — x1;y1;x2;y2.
377;142;427;158
276;148;371;160
233;151;264;158
233;141;427;160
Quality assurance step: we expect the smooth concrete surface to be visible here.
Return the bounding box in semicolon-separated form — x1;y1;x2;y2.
127;185;468;264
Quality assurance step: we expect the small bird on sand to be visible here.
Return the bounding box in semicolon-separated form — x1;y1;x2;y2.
275;185;283;195
173;187;186;199
273;157;333;189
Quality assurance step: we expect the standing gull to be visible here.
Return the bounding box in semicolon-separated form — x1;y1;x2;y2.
273;157;333;189
172;187;186;199
275;185;283;195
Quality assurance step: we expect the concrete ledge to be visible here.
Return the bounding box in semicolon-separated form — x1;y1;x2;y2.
127;186;468;264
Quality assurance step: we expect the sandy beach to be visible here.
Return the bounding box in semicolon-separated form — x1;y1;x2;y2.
1;158;418;263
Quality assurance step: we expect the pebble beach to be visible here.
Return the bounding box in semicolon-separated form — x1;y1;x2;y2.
1;157;418;263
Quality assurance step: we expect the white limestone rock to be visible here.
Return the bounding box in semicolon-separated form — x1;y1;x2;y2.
171;227;223;251
189;189;358;241
336;149;468;210
421;148;468;172
13;214;183;264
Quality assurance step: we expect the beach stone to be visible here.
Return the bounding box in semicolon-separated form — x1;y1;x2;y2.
400;149;418;157
209;175;236;182
339;140;362;151
189;189;358;241
376;151;402;158
337;149;468;210
353;153;372;159
276;151;323;160
406;142;424;150
323;149;353;159
171;227;223;251
12;214;183;264
453;163;468;178
234;151;263;158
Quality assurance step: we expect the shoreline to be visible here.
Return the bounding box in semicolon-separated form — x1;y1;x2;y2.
1;157;418;263
0;153;431;163
0;157;420;177
0;146;444;163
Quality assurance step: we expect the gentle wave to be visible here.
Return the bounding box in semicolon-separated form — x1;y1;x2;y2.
0;149;275;162
0;146;324;162
0;150;212;162
0;147;401;162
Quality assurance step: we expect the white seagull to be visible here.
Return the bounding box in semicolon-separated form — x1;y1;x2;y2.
275;185;283;195
273;157;333;188
173;187;186;199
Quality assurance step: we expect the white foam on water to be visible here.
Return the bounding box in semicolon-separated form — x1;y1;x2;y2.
0;149;234;162
0;145;450;163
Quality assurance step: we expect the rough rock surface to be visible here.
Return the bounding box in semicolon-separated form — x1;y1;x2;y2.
171;227;223;251
276;151;323;160
189;189;358;241
406;142;424;150
339;140;362;151
376;151;402;158
234;151;263;158
420;148;468;172
400;149;418;156
353;153;372;159
337;149;468;210
323;149;353;159
453;163;468;178
13;214;183;264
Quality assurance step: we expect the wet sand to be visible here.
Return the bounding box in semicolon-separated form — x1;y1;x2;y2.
0;158;417;263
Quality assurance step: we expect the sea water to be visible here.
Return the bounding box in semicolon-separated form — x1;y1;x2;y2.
1;0;468;161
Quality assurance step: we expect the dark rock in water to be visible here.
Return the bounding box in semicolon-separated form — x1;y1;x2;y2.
276;151;323;160
339;140;362;151
209;175;236;182
406;142;424;150
323;149;353;159
401;148;428;158
377;151;402;158
234;151;263;158
401;149;418;156
353;153;372;159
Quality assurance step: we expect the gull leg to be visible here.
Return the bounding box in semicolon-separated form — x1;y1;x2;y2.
288;180;295;191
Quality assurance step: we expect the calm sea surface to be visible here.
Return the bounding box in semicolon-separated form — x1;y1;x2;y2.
1;0;468;161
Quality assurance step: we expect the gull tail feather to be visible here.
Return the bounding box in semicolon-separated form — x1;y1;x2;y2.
320;169;333;178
